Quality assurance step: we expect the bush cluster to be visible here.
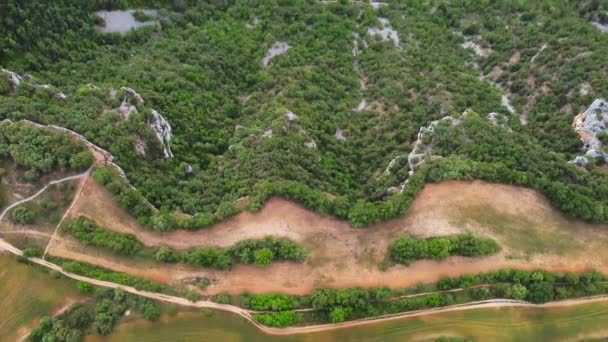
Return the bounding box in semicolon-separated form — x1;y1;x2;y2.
62;217;143;256
388;233;500;265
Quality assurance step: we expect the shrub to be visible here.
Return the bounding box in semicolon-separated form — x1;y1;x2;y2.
22;246;43;258
388;235;428;265
247;294;293;311
62;217;142;256
527;282;554;303
253;311;297;327
506;284;528;300
254;248;274;267
70;151;93;170
428;238;452;260
10;204;35;224
78;282;94;294
389;234;499;265
212;294;231;304
329;306;351;323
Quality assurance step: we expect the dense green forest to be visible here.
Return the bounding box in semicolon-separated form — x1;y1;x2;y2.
2;0;608;228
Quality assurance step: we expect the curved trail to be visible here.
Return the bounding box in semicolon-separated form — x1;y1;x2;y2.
43;169;90;257
0;171;89;222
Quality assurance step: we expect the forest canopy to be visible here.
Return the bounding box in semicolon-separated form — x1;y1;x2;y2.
1;0;608;228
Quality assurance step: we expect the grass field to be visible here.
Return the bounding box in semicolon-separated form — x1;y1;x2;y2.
87;301;608;342
0;254;82;341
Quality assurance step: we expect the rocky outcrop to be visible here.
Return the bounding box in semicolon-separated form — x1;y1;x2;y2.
119;98;138;119
121;87;144;105
486;112;511;130
367;18;400;47
1;68;22;86
570;98;608;164
262;42;291;68
384;110;500;193
245;17;260;29
458;33;491;58
284;110;298;123
304;139;317;149
149;109;173;159
335;128;347;141
591;22;608;33
1;68;66;100
262;129;273;138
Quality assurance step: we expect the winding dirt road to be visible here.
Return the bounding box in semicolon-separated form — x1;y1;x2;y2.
0;171;89;222
3;236;608;336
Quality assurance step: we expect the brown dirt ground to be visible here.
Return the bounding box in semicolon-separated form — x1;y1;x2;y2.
49;178;608;295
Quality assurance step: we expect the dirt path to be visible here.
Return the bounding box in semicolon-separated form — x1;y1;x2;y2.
0;230;52;238
0;171;90;223
60;178;608;295
4;237;608;337
43;169;90;257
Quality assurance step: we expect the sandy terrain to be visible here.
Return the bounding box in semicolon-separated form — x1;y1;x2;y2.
50;178;608;295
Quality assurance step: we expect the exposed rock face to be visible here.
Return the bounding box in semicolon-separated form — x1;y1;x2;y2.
262;42;291;67
2;68;66;99
246;17;260;29
568;155;589;166
580;82;592;96
369;1;388;10
119;98;138;119
149;109;173;159
284;110;297;122
460;35;491;57
570;99;608;163
487;112;511;130
1;68;23;86
304;139;317;149
367;18;400;46
530;43;547;64
383;156;402;175
121;87;144;105
384;111;475;193
133;137;147;156
262;129;273;138
356;99;367;111
573;99;608;150
592;22;608;33
335;128;347;141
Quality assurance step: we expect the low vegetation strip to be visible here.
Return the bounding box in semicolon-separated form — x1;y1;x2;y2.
387;233;500;266
49;257;167;294
247;269;608;327
62;217;143;256
4;235;608;337
61;217;308;269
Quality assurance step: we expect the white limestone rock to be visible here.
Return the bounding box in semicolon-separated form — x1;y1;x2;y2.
149;109;173;159
262;42;291;67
